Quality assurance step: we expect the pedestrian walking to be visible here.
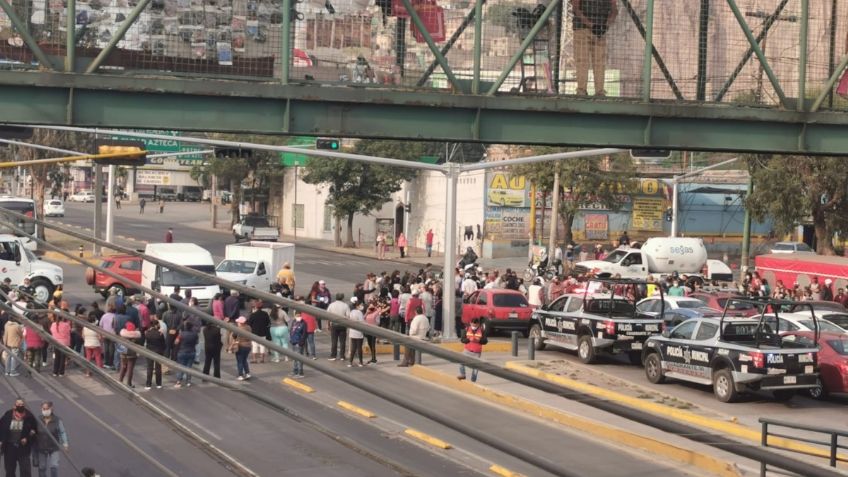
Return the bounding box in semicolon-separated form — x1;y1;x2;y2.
159;199;165;214
33;401;69;477
458;318;487;382
49;316;71;377
139;197;146;214
348;299;365;367
397;232;408;258
82;316;103;375
398;306;429;367
202;320;222;379
144;320;166;389
425;228;434;257
229;317;252;380
115;195;121;209
0;398;37;476
174;321;198;388
269;307;290;363
289;313;307;378
118;321;142;388
164;227;173;243
327;293;350;361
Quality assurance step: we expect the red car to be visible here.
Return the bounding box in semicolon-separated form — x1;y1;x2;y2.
783;331;848;399
85;255;142;298
461;289;534;336
689;292;759;317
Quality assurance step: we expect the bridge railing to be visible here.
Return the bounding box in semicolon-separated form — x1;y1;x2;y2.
1;0;846;111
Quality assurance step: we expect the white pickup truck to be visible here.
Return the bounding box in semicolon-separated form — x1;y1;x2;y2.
575;237;733;284
0;234;63;302
232;215;279;242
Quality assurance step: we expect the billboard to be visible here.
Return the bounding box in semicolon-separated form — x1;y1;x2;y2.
584;214;609;240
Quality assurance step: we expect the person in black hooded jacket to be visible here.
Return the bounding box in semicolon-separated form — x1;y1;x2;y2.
0;397;38;476
144;320;167;389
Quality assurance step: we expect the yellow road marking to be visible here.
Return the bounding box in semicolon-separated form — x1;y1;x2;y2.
337;401;376;418
281;377;314;393
489;464;526;477
404;428;452;449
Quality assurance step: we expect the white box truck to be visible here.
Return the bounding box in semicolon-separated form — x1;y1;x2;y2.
216;241;295;292
575;237;733;283
142;243;221;307
0;234;63;302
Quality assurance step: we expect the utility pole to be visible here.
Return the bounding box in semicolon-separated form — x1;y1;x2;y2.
547;165;561;254
740;176;753;273
211;174;218;229
93;165;103;255
106;165;116;244
441;162;459;340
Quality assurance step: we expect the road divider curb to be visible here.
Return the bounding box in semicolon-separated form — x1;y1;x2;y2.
505;361;848;465
403;428;452;449
488;464;525;477
411;366;742;477
42;250;95;264
281;377;314;393
337;401;376;418
372;341;512;355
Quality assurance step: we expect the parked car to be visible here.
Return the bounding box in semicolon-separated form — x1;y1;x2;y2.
43;199;64;217
761;312;847;334
462;289;534;336
786;301;847;314
782;331;848;399
689;291;759;317
84;254;142;298
769;241;815;254
69;190;95;203
636;296;722;319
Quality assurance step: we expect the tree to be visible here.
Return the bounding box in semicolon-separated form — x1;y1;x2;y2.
512;148;635;246
301;140;420;247
8;130;95;240
745;155;848;255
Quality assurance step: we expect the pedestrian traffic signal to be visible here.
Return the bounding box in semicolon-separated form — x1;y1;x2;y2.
96;142;147;166
316;138;340;150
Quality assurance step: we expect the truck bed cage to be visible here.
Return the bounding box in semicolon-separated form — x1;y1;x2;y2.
720;297;820;347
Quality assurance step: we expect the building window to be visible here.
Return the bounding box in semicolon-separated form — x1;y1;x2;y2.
323;205;333;232
292;204;304;229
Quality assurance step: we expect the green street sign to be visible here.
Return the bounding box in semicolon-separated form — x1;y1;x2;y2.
109;130;204;164
280;136;316;166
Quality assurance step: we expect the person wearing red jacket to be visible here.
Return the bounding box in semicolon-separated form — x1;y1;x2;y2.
457;318;487;382
300;307;318;359
404;290;423;325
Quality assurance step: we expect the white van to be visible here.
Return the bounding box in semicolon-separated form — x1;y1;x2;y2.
141;243;220;306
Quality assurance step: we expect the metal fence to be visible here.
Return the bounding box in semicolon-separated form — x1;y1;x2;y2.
759;417;848;476
2;0;847;108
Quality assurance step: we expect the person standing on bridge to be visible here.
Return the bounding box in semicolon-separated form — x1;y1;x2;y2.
139;197;146;215
573;0;617;97
33;400;69;477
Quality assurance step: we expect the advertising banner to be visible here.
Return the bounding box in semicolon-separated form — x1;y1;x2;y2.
631;197;665;231
584;214;609;240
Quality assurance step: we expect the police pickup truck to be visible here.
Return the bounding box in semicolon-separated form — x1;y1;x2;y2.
529;278;665;364
642;298;820;403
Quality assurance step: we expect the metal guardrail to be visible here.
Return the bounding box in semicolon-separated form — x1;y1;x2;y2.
759;418;848;476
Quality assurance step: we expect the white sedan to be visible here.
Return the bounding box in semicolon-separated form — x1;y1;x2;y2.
69;190;95;203
766;312;847;334
43;199;64;217
636;296;723;318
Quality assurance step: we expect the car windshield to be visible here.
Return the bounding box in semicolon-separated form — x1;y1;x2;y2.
798;319;844;333
773;243;794;251
603;250;628;263
161;264;216;287
675;300;704;309
824;314;848;328
827;339;848;355
492;294;528;308
216;260;257;274
717;298;755;310
48;201;61;206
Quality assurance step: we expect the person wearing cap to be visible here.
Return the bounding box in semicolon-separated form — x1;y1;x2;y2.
461;273;478;299
326;293;350;361
229;317;253;380
348;298;365;367
276;262;296;294
118;321;143;388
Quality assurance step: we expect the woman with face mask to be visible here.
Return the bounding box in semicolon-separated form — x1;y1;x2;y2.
289;312;308;378
0;398;38;476
33;401;69;477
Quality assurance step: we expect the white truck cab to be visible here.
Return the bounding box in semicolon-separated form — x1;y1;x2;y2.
216;242;295;291
142;243;221;307
0;234;63;302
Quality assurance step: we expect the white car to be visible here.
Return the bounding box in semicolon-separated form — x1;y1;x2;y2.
770;241;815;254
43;199;64;217
782;309;848;332
765;312;847;334
69;190;95;203
636;296;723;318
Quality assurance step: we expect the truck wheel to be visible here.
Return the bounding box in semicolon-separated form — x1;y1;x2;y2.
713;369;739;403
233;232;240;243
529;324;545;350
808;379;828;400
628;351;643;366
110;284;127;298
30;278;53;304
577;335;596;364
772;390;795;402
644;353;665;384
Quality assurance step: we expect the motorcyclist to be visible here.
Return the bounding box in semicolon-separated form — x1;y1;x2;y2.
459;247;478;268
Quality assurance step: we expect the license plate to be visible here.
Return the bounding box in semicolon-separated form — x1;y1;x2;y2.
805;366;813;374
509;312;518;319
631;342;642;350
783;376;797;384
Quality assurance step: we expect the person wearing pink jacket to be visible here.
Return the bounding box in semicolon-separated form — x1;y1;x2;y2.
50;317;72;377
24;321;45;374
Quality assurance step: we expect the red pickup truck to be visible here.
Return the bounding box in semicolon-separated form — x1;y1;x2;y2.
462;289;534;336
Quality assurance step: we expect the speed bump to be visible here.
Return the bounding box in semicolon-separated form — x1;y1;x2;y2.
337;401;377;418
489;464;526;477
281;377;314;393
404;428;452;449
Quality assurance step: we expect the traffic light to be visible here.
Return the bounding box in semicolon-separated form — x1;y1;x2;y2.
665;208;673;222
96;142;147;166
316;138;340;150
404;203;411;213
214;147;253;159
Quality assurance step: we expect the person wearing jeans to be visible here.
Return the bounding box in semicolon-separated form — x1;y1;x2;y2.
49;317;71;377
230;317;252;380
289;313;308;377
174;322;199;388
457;318;487;382
33;401;69;477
